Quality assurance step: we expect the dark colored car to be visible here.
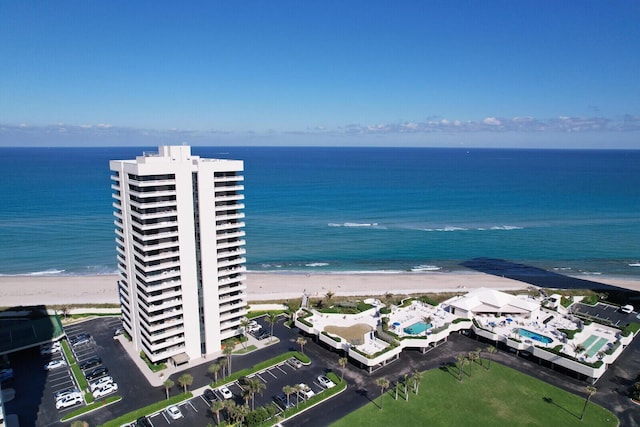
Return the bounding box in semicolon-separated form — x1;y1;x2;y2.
85;366;109;381
203;388;217;403
274;392;294;409
256;330;271;340
80;357;102;371
136;417;153;427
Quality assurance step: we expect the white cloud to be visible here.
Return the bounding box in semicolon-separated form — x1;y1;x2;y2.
482;117;502;126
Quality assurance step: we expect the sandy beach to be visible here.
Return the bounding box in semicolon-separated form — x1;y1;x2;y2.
0;272;639;308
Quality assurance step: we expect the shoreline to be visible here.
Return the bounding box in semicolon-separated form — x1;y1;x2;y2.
0;271;638;308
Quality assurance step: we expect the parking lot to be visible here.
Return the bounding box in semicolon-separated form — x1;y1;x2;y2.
142;333;334;426
573;302;638;326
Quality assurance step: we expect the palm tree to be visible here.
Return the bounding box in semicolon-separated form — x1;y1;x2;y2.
486;345;497;370
283;385;294;409
235;403;250;425
394;380;399;400
375;377;390;410
218;358;228;379
210;399;225;425
163;379;174;399
266;312;279;343
223;342;235;375
293;384;302;407
580;386;597;420
572;343;586;358
239;318;250;349
456;354;466;382
248;378;266;411
178;373;193;393
70;421;88;427
296;336;307;354
467;351;478;378
224;400;237;423
325;290;335;305
403;373;410;401
384;292;394;308
475;347;483;367
411;370;424;394
208;362;221;383
338;357;348;382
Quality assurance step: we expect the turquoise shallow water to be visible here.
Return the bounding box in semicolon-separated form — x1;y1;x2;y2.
0;146;639;277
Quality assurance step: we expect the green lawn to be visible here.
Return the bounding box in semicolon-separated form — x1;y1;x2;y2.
331;361;617;427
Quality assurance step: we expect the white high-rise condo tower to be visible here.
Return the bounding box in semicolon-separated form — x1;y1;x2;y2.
110;145;247;364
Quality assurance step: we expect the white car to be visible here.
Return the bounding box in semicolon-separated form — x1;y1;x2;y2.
41;342;62;355
317;375;336;389
56;393;83;410
621;304;634;314
247;320;262;333
55;387;81;400
89;376;114;392
297;383;315;399
166;405;183;420
45;359;67;370
218;385;233;399
93;382;118;398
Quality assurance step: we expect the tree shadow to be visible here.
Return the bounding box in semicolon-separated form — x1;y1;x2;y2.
439;362;459;381
542;396;580;420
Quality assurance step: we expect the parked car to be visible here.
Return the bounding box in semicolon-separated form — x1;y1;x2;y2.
45;359;67;370
218;385;233;399
256;330;271;340
89;376;114;392
93;382;118;398
113;327;125;338
71;336;91;347
287;357;303;369
80;357;102;371
135;417;153;427
274;392;295;409
621;304;634;314
40;342;62;355
203;388;217;403
297;383;315;399
56;393;83;410
85;367;109;381
317;375;336;389
55;387;81;400
166;405;183;420
247;320;262;333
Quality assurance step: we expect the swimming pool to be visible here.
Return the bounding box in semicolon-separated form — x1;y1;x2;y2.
403;321;432;335
517;328;553;344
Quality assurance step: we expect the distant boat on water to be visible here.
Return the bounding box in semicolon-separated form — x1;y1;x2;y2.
629;262;640;267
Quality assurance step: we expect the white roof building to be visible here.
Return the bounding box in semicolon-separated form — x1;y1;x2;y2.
446;288;540;319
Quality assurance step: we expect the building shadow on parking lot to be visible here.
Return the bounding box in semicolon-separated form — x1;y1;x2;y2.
461;258;639;306
1;304;60;426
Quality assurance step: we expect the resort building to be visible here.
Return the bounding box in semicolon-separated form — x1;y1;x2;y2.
295;288;637;382
110;145;247;364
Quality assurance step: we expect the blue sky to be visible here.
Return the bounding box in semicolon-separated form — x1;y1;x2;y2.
1;1;639;148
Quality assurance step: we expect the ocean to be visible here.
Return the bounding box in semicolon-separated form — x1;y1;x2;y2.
0;146;638;278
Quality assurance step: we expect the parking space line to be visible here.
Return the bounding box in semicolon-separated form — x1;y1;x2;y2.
275;364;287;375
265;369;277;379
186;400;197;412
256;372;267;382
